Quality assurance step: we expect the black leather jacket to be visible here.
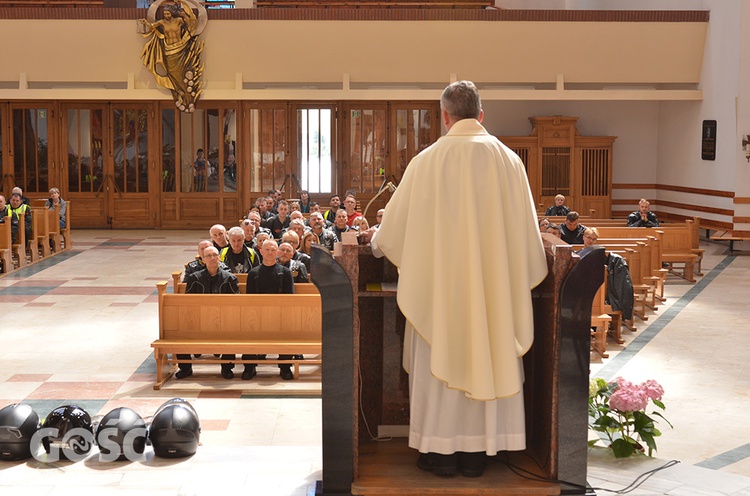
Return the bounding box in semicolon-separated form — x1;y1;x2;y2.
606;253;634;321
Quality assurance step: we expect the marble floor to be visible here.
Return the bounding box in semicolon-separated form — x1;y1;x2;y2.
0;230;748;495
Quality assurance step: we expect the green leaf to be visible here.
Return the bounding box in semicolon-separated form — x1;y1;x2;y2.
640;431;657;452
611;438;635;458
652;399;666;410
651;411;674;429
594;416;621;429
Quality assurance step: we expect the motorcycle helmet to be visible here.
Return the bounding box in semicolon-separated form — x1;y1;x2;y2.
148;398;200;458
41;405;93;460
95;407;147;461
0;403;40;460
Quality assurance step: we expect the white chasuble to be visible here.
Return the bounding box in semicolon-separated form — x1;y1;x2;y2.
372;118;548;453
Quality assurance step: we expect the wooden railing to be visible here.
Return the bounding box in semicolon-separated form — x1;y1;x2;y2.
0;0;103;6
255;0;494;8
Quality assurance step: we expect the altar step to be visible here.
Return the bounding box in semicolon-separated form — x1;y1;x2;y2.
351;439;562;495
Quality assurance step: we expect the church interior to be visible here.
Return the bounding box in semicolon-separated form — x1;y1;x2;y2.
1;0;750;495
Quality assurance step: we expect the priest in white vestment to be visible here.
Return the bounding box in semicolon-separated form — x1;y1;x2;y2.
368;81;548;477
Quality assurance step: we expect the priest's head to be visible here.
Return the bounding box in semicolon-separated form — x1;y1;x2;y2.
441;81;483;129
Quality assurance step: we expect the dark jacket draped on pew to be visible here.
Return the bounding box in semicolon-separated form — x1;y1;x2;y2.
606;253;634;321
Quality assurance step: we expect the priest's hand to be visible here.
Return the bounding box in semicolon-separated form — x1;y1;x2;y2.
359;226;378;244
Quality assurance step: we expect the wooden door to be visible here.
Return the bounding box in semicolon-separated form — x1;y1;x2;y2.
159;104;241;228
7;103;58;200
63;103;156;228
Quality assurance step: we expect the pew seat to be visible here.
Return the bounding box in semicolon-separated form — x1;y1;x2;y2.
151;281;322;389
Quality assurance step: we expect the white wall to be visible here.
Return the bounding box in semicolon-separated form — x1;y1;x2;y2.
482;100;660;215
497;0;706;9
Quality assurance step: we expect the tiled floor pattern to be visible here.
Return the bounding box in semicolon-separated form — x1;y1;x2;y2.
0;230;748;495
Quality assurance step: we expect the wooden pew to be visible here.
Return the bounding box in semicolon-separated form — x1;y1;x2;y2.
710;230;749;253
30;207;50;261
47;206;61;254
60;201;72;251
589;222;698;283
659;226;698;282
691;216;704;276
171;270;317;293
12;214;28;269
0;221;15;274
590;273;612;358
151;281;322;389
574;244;648;327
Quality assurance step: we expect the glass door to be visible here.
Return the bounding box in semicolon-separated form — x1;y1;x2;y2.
293;105;336;197
63;103;156;228
9;104;56;199
159;104;241;228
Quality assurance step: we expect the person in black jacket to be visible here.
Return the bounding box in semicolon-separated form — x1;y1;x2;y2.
627;199;659;227
560;211;587;245
177;246;240;380
545;194;570;217
244;240;295;381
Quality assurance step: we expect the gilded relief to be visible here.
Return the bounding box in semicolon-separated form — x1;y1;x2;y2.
138;0;207;113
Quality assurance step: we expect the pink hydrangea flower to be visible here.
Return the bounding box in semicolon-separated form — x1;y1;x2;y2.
610;385;648;412
641;379;664;402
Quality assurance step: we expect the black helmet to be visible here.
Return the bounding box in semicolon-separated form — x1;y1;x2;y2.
41;405;94;460
148;398;200;458
95;407;147;461
0;403;40;460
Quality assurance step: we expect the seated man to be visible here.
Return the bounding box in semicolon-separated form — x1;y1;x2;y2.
209;224;229;251
240;219;256;249
247;210;271;236
374;208;385;228
220;226;259;273
11;187;30;206
545;194;570;216
627;199;659;227
244;240;296;381
0;195;19;244
559;211;587;244
283;229;311;273
308;211;336;251
177;246;240;380
9;193;32;244
287;218;308;241
323;194;341;223
256;196;271;221
264;200;290;240
184;239;229;281
329;208;355;242
253;232;272;264
277;241;309;283
343;194;363;227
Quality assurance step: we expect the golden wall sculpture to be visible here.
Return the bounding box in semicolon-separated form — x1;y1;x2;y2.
139;0;207;113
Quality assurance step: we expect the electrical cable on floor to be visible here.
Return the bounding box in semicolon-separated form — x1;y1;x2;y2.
495;452;680;495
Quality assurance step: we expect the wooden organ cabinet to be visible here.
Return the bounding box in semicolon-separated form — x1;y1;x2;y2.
498;116;616;218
